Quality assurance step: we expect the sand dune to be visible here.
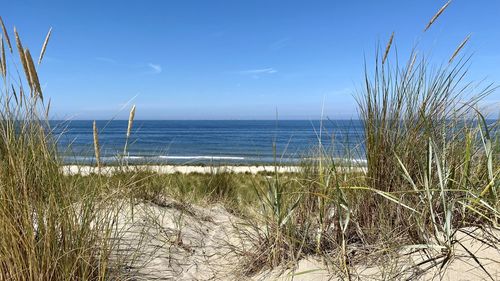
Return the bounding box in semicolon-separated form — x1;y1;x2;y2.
110;198;500;280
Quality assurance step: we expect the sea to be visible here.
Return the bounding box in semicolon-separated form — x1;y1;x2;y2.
51;120;366;165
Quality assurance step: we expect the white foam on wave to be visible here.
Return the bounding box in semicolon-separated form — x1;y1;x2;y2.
156;155;245;160
61;155;246;162
123;156;146;160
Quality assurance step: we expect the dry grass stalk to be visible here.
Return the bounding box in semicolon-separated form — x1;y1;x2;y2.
14;28;31;85
18;85;23;106
0;16;12;53
45;97;51;119
93;120;101;168
403;51;418;81
449;34;470;63
23;49;35;87
409;52;417;71
424;0;452;31
383;32;394;64
24;48;43;101
10;85;18;104
127;105;136;138
0;37;6;78
38;27;52;65
0;21;121;279
123;104;136;155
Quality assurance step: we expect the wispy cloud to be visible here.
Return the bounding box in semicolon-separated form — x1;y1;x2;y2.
239;68;277;75
269;38;291;50
95;57;162;75
148;63;162;74
95;57;117;63
42;56;62;63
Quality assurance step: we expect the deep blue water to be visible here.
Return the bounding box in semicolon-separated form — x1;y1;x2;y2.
51;120;365;165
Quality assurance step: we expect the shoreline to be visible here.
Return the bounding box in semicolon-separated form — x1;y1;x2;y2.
62;164;367;175
62;164;302;175
59;156;368;167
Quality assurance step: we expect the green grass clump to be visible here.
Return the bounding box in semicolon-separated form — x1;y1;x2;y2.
240;5;499;277
200;168;238;205
0;20;122;280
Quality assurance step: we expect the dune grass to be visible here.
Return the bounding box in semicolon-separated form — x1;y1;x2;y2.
0;20;143;280
0;4;498;279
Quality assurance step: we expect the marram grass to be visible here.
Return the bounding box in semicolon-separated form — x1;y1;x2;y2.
0;20;126;280
0;7;498;280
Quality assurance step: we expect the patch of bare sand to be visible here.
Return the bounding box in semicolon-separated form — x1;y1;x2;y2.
110;197;252;280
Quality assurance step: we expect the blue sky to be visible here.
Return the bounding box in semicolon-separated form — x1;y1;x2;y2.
3;0;500;119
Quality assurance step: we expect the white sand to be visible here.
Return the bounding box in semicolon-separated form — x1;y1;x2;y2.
109;197;251;280
62;165;302;175
63;165;368;176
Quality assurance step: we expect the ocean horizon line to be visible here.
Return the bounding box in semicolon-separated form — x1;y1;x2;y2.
48;118;498;122
49;119;364;122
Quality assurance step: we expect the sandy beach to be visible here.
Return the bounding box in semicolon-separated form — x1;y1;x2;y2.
62;165;301;175
62;164;369;175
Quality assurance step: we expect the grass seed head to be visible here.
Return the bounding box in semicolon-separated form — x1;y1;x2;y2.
383;32;395;64
449;34;471;63
424;0;452;31
38;27;52;65
24;48;43;101
15;28;31;86
0;37;6;78
0;16;12;53
127;104;136;138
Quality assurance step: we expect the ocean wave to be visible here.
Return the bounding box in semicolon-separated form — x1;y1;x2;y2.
62;155;244;160
122;156;146;160
156;155;245;160
60;154;366;165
